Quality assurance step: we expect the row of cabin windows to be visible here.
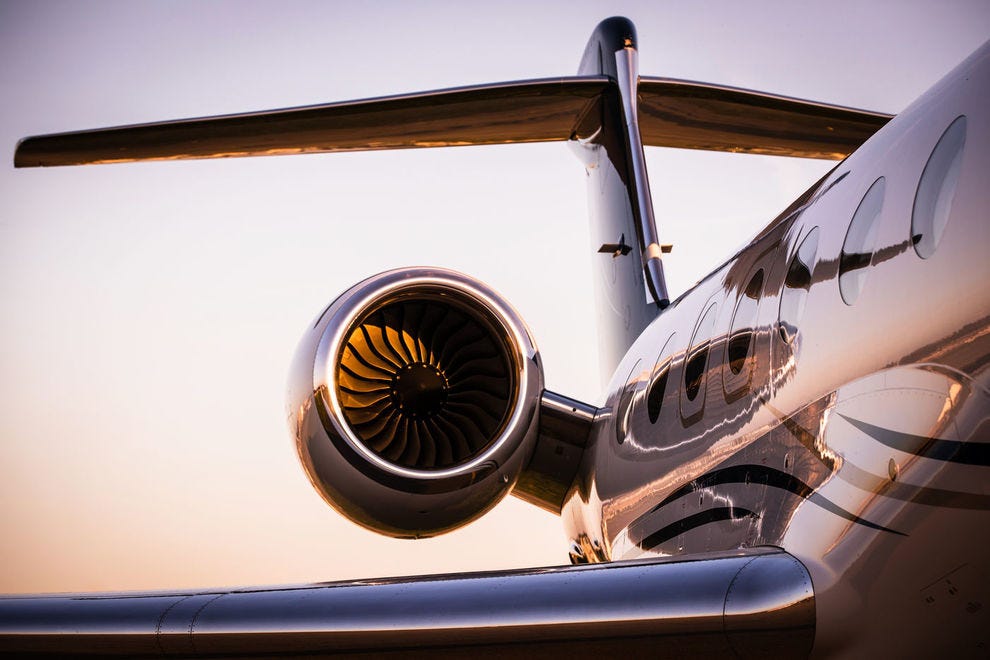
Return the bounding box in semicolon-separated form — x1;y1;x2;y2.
837;114;967;305
642;114;967;429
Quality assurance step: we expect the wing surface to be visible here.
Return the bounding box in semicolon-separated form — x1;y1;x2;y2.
0;549;813;657
637;77;893;159
14;77;609;167
14;76;893;168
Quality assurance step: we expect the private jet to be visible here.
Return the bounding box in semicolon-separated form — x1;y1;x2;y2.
3;16;987;659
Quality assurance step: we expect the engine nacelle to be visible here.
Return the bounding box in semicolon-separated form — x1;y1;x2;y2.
287;268;544;538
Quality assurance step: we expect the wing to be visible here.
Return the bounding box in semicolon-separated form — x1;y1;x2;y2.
14;78;890;168
637;77;893;159
0;548;813;657
13;77;609;167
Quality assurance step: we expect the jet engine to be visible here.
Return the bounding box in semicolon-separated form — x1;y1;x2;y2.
287;267;544;538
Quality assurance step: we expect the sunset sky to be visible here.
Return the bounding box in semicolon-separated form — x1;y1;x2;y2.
1;1;988;594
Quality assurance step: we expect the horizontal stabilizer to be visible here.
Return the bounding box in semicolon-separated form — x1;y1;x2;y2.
14;77;609;167
14;75;893;168
638;77;892;159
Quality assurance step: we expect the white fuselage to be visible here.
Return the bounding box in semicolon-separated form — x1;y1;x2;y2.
566;42;990;658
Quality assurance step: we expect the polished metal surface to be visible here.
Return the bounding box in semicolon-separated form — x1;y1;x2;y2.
571;17;664;381
559;17;889;381
14;77;609;167
514;390;598;513
13;72;890;169
614;44;669;309
0;549;814;658
288;267;544;538
637;77;893;159
570;38;990;658
9;13;986;659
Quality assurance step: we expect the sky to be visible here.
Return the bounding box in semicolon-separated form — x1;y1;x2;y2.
1;1;988;594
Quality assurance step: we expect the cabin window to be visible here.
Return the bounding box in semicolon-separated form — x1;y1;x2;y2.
778;227;819;344
647;333;676;424
615;359;642;444
727;269;764;376
839;177;885;304
913;115;966;259
685;303;718;402
647;364;670;423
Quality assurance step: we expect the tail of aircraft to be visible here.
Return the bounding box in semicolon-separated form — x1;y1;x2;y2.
13;17;889;380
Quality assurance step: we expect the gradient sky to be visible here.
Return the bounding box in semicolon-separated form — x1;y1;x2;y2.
1;1;988;594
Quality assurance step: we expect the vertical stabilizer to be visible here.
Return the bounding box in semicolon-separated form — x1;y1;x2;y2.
571;17;668;383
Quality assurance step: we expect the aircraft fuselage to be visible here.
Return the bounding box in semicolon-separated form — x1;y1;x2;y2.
566;39;990;658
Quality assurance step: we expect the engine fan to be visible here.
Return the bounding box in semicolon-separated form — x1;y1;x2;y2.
337;298;513;470
288;268;543;537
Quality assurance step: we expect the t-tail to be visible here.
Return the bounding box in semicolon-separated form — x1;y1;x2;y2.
13;16;890;382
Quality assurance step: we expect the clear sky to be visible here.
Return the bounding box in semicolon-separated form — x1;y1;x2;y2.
1;1;987;594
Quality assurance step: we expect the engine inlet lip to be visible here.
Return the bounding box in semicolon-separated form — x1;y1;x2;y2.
314;268;539;482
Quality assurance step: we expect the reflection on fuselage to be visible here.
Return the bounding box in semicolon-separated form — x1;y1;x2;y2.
563;44;990;658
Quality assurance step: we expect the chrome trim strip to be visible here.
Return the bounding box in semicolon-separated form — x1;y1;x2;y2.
540;389;598;428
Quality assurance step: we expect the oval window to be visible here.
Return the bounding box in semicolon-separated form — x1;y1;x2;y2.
913;115;966;259
647;333;676;425
685;303;718;402
615;359;642;444
839;177;885;305
727;269;764;376
779;228;819;344
647;363;670;423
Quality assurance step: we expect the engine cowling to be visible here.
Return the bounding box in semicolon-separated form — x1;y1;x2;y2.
287;268;544;538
